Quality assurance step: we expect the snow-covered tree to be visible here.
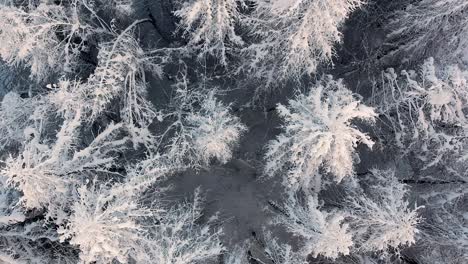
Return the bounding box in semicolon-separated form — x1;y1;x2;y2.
265;76;376;190
347;169;421;253
184;89;246;164
386;0;468;64
240;0;364;86
82;26;161;148
158;78;246;168
142;188;225;263
174;0;245;65
56;168;223;264
57;181;151;264
273;194;353;260
0;1;92;80
373;58;468;168
2;128;70;211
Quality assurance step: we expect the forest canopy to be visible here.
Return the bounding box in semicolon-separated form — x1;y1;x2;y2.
0;0;466;264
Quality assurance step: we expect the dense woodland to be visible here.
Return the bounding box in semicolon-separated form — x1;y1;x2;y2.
0;0;466;263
